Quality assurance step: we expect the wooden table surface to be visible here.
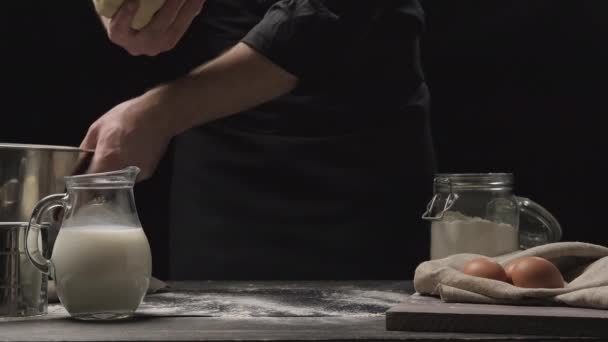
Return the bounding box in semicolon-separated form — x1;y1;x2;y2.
0;281;600;342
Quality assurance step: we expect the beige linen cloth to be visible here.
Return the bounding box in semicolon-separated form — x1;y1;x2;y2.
414;242;608;309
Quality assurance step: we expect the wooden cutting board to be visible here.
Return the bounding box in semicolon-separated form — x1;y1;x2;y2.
386;294;608;337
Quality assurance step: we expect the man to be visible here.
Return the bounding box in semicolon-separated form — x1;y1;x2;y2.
82;0;436;280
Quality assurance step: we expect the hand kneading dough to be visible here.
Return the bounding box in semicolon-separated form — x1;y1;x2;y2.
93;0;166;30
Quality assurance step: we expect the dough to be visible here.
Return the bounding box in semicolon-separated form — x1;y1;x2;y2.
93;0;166;30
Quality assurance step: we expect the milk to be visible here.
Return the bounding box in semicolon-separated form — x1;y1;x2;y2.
51;226;152;317
431;211;519;259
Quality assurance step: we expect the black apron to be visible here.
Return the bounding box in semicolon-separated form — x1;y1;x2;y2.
166;0;436;280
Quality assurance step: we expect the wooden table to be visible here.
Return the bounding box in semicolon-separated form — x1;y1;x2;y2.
0;281;600;341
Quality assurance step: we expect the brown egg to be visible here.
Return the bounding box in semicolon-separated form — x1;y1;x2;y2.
463;257;508;282
504;258;522;284
510;256;564;289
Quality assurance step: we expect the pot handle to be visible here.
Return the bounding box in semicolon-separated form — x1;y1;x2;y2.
25;193;67;276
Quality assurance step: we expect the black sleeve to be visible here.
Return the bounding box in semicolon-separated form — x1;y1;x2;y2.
241;0;423;85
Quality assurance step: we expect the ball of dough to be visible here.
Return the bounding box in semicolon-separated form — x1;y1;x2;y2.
93;0;166;30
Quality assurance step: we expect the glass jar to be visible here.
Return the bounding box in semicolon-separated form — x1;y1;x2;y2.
422;173;562;259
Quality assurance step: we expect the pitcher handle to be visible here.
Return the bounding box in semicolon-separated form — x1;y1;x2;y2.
25;193;67;275
516;196;563;249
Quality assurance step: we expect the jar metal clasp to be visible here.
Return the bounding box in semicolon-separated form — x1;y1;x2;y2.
421;177;459;221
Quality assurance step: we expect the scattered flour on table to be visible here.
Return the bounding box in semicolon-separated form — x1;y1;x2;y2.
138;287;409;318
43;284;410;319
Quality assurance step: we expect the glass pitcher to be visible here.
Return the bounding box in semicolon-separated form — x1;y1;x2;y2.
25;166;152;320
422;173;562;259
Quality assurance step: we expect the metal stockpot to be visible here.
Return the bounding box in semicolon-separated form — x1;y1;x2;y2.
0;143;92;316
0;143;92;222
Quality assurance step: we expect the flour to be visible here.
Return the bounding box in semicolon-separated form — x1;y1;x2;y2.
431;211;519;259
42;282;409;319
135;285;409;318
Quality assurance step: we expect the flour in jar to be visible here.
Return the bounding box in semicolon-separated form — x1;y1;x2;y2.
430;211;519;259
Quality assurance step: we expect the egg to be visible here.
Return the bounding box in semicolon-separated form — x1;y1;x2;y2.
510;256;564;289
463;257;508;282
504;258;521;284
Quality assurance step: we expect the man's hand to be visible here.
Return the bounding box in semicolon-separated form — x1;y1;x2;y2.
80;92;175;180
103;0;205;56
81;43;297;181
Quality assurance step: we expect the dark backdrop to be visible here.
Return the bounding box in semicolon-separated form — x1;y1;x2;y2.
3;1;607;279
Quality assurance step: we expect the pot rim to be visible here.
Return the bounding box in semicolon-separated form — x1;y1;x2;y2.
0;143;93;153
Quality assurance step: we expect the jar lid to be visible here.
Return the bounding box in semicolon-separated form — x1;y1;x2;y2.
434;173;513;191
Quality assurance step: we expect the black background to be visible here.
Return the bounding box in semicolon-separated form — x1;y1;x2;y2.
3;1;608;279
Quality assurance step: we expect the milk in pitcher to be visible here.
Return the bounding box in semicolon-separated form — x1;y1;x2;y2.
51;225;152;318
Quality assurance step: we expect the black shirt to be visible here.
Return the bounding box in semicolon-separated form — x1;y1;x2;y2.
168;0;436;280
